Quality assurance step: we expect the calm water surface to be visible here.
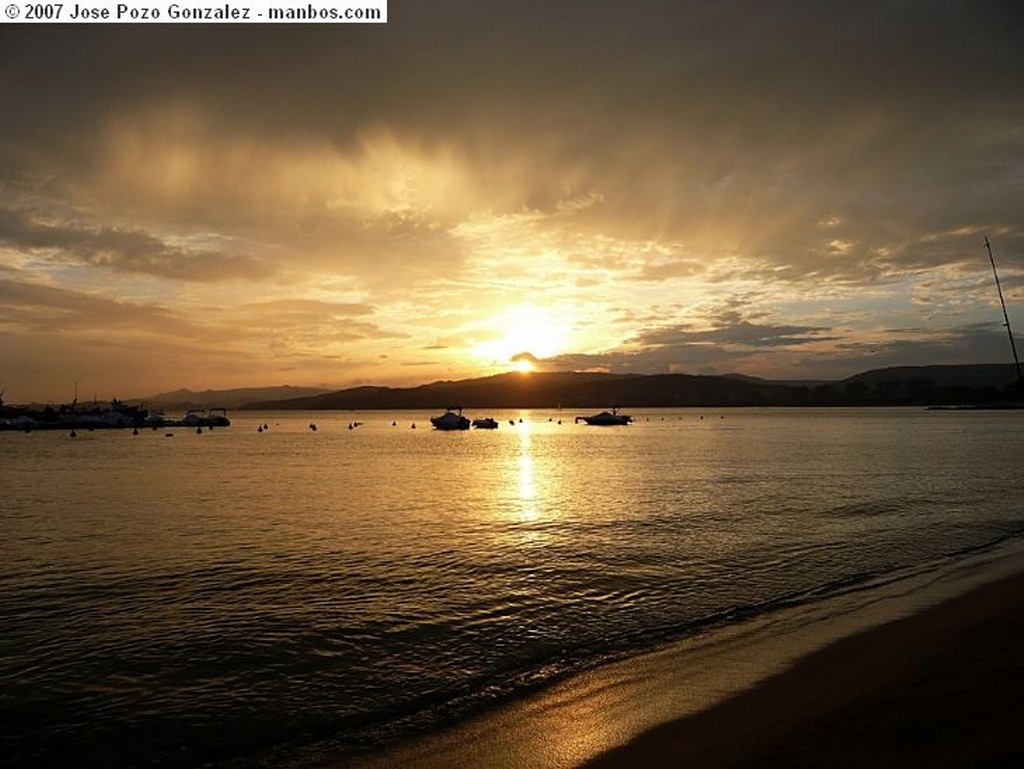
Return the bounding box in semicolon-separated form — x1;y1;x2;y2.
2;408;1023;767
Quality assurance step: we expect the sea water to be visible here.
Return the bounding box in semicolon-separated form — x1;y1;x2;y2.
2;408;1022;768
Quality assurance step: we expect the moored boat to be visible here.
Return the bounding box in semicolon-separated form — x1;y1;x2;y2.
472;417;499;429
574;408;632;426
0;397;152;431
430;407;471;430
181;408;231;428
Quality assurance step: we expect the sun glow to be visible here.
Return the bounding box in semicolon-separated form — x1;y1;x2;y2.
472;302;572;368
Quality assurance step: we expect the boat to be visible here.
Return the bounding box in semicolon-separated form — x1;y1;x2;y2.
181;408;231;428
0;396;231;431
0;396;151;431
430;407;471;430
205;407;231;427
574;408;633;426
472;417;499;429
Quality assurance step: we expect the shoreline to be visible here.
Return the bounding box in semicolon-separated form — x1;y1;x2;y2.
327;543;1024;769
583;567;1024;768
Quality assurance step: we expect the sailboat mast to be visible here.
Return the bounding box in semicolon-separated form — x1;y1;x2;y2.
984;236;1023;387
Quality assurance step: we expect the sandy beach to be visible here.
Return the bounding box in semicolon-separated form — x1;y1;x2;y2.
583;568;1024;769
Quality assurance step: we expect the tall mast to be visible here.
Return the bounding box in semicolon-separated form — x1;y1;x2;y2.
984;236;1023;387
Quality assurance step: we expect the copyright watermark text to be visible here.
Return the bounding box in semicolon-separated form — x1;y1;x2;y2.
3;0;386;22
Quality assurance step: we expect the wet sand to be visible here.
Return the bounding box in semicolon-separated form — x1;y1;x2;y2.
583;568;1024;769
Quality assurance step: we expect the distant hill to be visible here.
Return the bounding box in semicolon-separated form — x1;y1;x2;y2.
238;364;1023;410
139;385;334;410
830;364;1023;405
241;371;807;410
722;372;830;388
843;364;1021;390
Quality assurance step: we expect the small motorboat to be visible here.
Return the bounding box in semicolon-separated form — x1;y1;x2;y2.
430;407;471;430
574;408;633;426
472;417;499;429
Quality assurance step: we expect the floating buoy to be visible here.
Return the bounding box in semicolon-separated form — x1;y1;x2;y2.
411;422;416;429
392;420;397;426
69;429;77;438
196;427;202;434
258;426;263;433
165;432;174;438
132;427;139;435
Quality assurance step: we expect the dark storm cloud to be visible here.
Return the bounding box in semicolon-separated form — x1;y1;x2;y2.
3;2;1021;160
3;4;1020;277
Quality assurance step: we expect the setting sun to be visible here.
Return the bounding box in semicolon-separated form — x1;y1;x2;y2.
472;303;573;369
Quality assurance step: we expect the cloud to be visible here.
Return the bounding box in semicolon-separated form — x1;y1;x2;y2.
544;315;836;376
635;321;835;349
0;207;272;282
0;277;201;336
0;2;1021;398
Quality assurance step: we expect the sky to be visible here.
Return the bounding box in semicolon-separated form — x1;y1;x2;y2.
1;1;1022;402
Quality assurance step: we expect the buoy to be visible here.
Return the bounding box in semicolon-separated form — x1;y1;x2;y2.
258;426;263;433
411;422;416;429
196;427;202;434
132;427;139;435
392;420;397;426
70;429;77;438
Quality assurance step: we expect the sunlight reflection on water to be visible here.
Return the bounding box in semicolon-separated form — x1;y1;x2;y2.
517;421;538;522
2;408;1024;768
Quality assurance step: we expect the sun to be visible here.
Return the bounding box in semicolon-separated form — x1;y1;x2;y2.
513;357;535;374
471;303;572;368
